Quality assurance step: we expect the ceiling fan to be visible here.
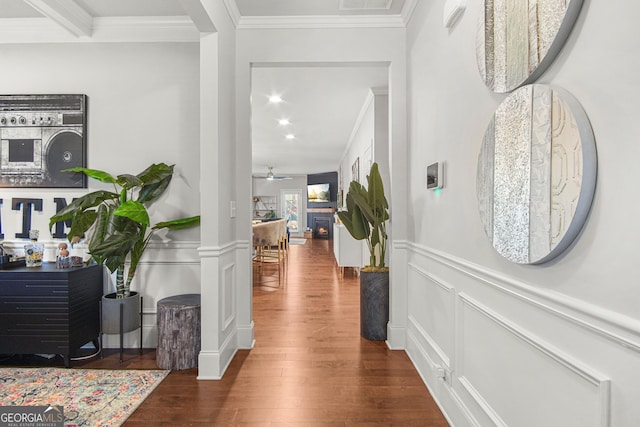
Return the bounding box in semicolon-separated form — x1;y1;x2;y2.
256;166;292;181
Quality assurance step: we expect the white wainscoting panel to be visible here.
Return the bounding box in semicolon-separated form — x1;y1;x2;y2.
101;242;201;349
198;241;241;379
457;293;611;427
403;242;640;425
222;263;236;330
408;263;455;365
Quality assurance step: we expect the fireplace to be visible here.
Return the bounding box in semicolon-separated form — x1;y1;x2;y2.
307;207;335;240
313;217;331;239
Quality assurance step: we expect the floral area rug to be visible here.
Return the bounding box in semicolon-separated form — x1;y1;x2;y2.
0;367;169;427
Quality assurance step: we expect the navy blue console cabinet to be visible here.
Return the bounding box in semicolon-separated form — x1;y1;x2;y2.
0;263;103;367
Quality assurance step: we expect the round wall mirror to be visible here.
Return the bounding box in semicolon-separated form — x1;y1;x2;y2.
476;0;584;93
476;84;597;264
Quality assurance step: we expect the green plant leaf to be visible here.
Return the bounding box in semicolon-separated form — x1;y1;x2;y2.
114;200;150;226
50;162;199;297
136;163;174;203
137;163;174;184
138;174;172;204
61;167;117;184
348;189;377;227
48;190;119;231
67;209;97;240
337;162;388;268
88;204;111;265
370;225;380;248
89;231;139;259
338;204;369;240
104;256;125;274
116;174;143;190
367;162;388;213
153;215;201;230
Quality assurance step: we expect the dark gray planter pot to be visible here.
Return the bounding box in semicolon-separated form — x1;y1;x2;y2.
360;270;389;340
101;291;141;334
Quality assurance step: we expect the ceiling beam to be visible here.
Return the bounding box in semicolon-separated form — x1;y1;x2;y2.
178;0;216;33
24;0;92;37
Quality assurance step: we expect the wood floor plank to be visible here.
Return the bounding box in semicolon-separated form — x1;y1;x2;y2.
133;238;449;425
5;238;449;425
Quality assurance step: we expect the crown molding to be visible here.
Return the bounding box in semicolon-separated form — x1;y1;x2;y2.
400;0;419;26
370;86;389;96
223;0;241;28
0;16;199;43
178;0;216;33
236;14;406;30
0;0;420;42
25;0;92;37
91;17;199;42
229;0;417;30
340;85;389;165
0;18;79;43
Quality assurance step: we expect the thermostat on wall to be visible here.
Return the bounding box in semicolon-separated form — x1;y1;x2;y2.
427;162;444;190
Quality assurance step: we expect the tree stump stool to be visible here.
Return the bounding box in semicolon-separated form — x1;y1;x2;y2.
156;294;201;370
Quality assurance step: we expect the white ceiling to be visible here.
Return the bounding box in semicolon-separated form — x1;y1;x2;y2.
252;65;388;177
0;0;407;176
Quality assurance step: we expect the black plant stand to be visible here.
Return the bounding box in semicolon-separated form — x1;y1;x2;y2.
100;296;143;363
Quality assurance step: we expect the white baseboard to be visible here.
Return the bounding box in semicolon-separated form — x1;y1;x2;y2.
237;321;255;349
197;331;238;380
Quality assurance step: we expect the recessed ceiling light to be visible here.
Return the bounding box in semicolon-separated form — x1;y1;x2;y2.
269;95;282;103
279;119;290;125
285;134;295;140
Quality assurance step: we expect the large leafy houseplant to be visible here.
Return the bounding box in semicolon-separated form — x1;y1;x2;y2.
49;163;200;299
337;162;389;271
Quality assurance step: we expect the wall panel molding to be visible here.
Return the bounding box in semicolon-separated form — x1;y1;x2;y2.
408;242;640;352
457;376;508;427
408;315;451;369
408;262;456;366
139;240;201;265
199;240;247;258
457;293;611;427
222;263;237;331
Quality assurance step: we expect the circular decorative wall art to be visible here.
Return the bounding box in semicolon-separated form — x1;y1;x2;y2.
476;84;597;264
476;0;585;93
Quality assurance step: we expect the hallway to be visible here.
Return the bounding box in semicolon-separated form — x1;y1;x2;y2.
113;238;449;425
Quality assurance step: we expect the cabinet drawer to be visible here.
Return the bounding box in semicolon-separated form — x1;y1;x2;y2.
0;264;102;365
0;281;67;297
0;311;68;336
0;335;68;354
0;296;68;314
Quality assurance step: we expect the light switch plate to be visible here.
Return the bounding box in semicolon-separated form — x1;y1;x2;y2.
230;200;236;218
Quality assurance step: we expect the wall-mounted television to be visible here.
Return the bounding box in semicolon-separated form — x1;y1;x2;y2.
308;183;330;203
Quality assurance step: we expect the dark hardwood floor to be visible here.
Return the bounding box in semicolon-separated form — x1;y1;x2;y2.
4;238;450;426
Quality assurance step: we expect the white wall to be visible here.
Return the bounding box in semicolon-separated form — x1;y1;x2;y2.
339;89;390;267
0;42;201;348
406;1;640;425
340;91;376;190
